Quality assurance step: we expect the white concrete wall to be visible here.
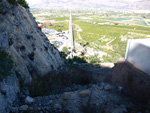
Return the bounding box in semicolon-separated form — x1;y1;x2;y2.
125;39;150;75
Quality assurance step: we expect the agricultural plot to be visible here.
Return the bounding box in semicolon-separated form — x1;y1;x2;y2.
134;19;148;26
74;17;150;62
46;22;68;31
106;18;132;21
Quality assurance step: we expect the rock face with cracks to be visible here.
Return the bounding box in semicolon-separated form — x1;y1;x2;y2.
0;0;63;84
0;0;63;112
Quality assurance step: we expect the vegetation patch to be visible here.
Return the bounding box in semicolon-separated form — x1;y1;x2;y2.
62;46;68;55
0;4;2;14
7;0;29;8
88;54;101;63
134;20;148;26
74;20;150;62
28;66;93;97
52;17;68;21
68;56;87;64
17;0;29;8
7;0;17;5
0;50;13;81
46;22;68;31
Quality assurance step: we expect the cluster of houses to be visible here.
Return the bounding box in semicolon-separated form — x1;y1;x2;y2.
42;28;69;51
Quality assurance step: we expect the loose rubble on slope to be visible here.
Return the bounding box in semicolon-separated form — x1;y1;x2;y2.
11;83;137;113
10;63;150;113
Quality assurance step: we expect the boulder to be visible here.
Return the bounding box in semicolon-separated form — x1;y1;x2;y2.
54;104;61;109
19;105;28;111
25;96;35;104
10;107;18;113
104;84;112;91
78;90;90;97
62;92;71;100
117;85;123;93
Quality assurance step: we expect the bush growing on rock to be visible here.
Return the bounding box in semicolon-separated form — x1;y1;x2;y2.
89;54;101;63
7;0;17;5
0;50;14;81
17;0;29;8
68;56;87;64
0;4;2;13
53;42;58;48
28;67;92;97
62;46;68;55
7;0;29;8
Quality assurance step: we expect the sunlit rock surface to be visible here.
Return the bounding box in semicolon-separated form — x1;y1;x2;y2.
0;0;63;112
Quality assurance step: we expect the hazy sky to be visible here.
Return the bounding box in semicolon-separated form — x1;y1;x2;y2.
26;0;141;5
26;0;41;5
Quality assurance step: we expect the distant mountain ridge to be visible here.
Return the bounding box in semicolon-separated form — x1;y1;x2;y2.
30;0;150;10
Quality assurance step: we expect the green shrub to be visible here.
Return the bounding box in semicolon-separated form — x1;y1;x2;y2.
0;50;13;81
28;67;92;97
59;52;66;59
17;0;29;8
68;56;87;64
7;0;29;8
0;4;2;13
89;54;101;63
53;42;58;48
57;29;62;32
7;0;17;5
62;46;68;55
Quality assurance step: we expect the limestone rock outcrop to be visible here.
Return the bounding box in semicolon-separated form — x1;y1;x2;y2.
0;0;63;112
0;0;63;84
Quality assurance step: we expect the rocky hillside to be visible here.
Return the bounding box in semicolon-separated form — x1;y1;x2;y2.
0;0;63;112
9;62;150;113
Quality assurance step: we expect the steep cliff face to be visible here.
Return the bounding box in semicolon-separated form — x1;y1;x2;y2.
0;0;63;112
0;0;63;83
